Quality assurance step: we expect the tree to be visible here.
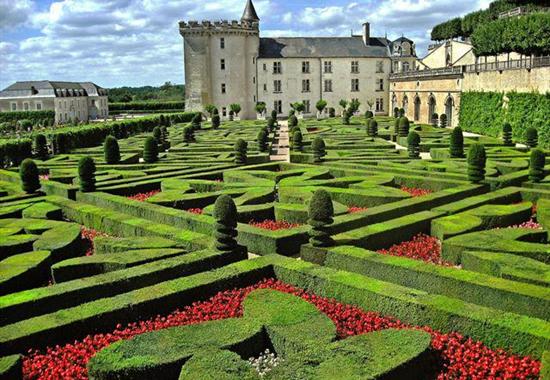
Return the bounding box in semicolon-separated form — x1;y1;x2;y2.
34;134;48;160
529;149;546;183
255;102;266;115
212;113;220;129
502;123;513;146
365;110;373;119
234;139;247;165
191;113;202;130
439;114;448;129
342;108;353;125
339;99;348;112
213;194;238;253
316;100;327;114
407;131;421;159
292;130;303;151
312;137;326;163
184;126;195;143
230;104;241;117
349;99;361;113
257;129;268;152
292;102;305;114
19;158;40;193
449;127;464;158
143;136;158;163
308;189;334;247
431;113;439;128
525;127;538;148
78;156;96;192
204;104;216;116
288;114;298;128
398;117;410;137
467;143;486;183
153;126;162;144
367;119;378;138
104;135;120;164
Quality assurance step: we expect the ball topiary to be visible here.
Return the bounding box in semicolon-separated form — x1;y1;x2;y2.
78;156;96;192
449;127;464;158
399;108;405;118
152;126;162;144
365;110;373;119
143;136;158;163
431;113;439;127
439;113;447;129
19;158;40;193
528;149;546;183
191;113;202;130
502;123;513;146
393;107;399;118
34;134;48;160
292;130;303;151
407;131;421;159
308;189;334;247
312;137;326;163
257;129;268;152
467;143;486;184
367;119;378;137
328;107;335;118
398;117;410;137
104;135;120;164
212;114;220;129
213;194;238;252
525;127;538;148
234;139;248;165
288;115;298;128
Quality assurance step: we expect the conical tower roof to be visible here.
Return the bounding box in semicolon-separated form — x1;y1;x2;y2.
241;0;260;22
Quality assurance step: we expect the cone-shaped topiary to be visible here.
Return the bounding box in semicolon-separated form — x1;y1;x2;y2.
393;118;400;135
407;131;421;159
213;194;238;252
257;129;268;152
152;126;162;144
393;107;399;118
365;110;373;119
288;115;298;128
267;117;275;132
312;136;326;163
431;113;439;127
449;127;464;158
143;136;158;163
529;149;546;183
78;156;96;192
439;114;447;129
54;134;68;154
525;127;538;148
467;143;486;184
34;134;48;160
502;123;513;146
159;115;165;127
271;110;278;121
19;158;40;193
292;130;303;151
183;125;195;143
342;109;352;125
191;113;202;130
104;135;120;164
160;126;170;150
308;189;334;247
234;138;248;165
367;119;378;137
212;114;220;129
399;108;405;118
398;117;410;137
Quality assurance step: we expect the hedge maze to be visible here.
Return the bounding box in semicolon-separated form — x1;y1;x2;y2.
0;113;548;379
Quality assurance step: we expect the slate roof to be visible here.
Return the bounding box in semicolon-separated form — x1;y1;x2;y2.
0;81;106;98
241;0;260;22
259;36;390;58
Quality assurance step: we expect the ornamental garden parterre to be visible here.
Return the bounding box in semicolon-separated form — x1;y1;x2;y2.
0;110;549;380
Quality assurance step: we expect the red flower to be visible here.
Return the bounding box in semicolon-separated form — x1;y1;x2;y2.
186;208;203;215
401;186;433;197
348;206;369;213
377;233;450;265
80;227;109;257
249;220;300;230
126;190;160;202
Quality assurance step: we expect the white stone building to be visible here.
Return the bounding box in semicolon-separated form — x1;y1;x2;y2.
179;0;416;119
0;81;109;124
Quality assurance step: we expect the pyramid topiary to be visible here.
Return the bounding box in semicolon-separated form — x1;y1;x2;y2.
78;156;96;192
308;189;334;247
525;127;538;148
212;114;220;129
439;114;447;129
213;194;238;253
312;137;326;163
271;110;278;121
407;131;421;159
367;119;378;137
19;158;40;193
502;123;513;146
104;135;120;164
34;134;48;160
292;130;303;151
143;136;158;163
160;126;169;150
152;126;162;144
257;129;268;152
234;139;248;165
467;143;486;184
267;117;275;132
393;107;399;118
342;108;352;125
398;117;410;137
184;126;195;143
529;149;546;183
191;113;202;130
288;115;298;128
54;134;69;154
449;127;464;158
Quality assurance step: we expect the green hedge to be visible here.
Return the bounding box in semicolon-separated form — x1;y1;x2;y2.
459;91;550;149
109;101;185;111
0;110;55;124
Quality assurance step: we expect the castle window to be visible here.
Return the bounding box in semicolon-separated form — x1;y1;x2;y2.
303;100;311;114
274;100;282;114
376;98;384;112
220;38;225;49
263;83;267;92
273;61;282;74
221;59;225;70
263;63;267;71
324;61;332;73
351;78;359;92
302;79;310;93
402;62;410;72
273;80;281;93
393;61;399;72
221;83;226;94
302;61;310;74
36;103;42;110
253;76;255;84
376;61;384;73
11;102;16;111
376;78;384;91
351;61;359;74
24;102;29;111
253;57;255;64
222;107;227;117
324;79;333;92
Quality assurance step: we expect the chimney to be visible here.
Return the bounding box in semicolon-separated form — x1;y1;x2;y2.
362;22;370;46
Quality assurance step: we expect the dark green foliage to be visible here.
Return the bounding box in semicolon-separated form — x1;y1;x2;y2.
54;134;68;154
271;109;278;120
328;107;335;118
367;119;378;137
315;100;327;113
529;149;546;183
393;118;400;135
365;110;373;119
183;126;195;143
292;130;303;151
33;134;48;159
288;115;298;127
267;117;275;131
191;114;202;130
526;127;538;148
234;139;247;165
407;131;421;159
103;136;120;164
152;126;162;144
312;137;326;163
502;123;513;146
449;127;464;158
78;156;96;192
0;110;55;125
213;194;238;252
143;136;158;163
349;99;360;113
439;114;447;129
108;101;185;111
431;113;439;128
308;189;334;247
160;126;169;149
19;158;40;193
398;117;410;137
211;114;220;129
431;17;462;41
257;129;268;152
399;108;405;118
342;108;353;125
467;143;486;184
393;107;399;118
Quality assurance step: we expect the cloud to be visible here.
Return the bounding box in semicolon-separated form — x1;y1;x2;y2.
0;0;34;30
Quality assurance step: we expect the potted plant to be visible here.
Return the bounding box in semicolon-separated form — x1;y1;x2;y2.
292;102;305;119
255;102;266;120
316;100;328;120
230;104;241;120
339;99;348;116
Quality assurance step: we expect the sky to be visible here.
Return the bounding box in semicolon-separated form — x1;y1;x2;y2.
0;0;491;89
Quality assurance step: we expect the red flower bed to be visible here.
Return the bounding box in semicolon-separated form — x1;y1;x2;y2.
401;186;433;197
378;233;449;265
126;190;160;202
507;219;542;229
80;227;109;257
348;206;369;213
249;219;300;231
23;279;540;380
186;208;203;215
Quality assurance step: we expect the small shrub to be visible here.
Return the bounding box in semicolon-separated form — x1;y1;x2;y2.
342;108;353;125
288;115;298;128
308;189;334;247
393;107;399;118
449;127;464;158
529;149;546;183
393;118;400;134
229;110;234;121
271;110;278;120
234;138;247;165
367;119;378;137
143;136;158;163
267;117;275;131
440;114;448;128
328;107;335;118
257;129;268;152
525;127;538;148
152;126;162;144
19;158;40;193
312;137;326;163
33;134;48;160
78;156;96;192
183;126;195;143
431;113;439;127
292;130;303;151
407;131;421;159
212;114;220;129
502;123;513;146
54;134;69;154
213;194;238;252
365;110;373;119
160;126;169;149
467;143;486;183
399;108;405;118
398;117;410;137
104;135;120;164
315;100;327;114
191;114;202;130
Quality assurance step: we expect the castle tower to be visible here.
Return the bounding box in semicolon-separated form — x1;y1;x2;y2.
179;0;260;119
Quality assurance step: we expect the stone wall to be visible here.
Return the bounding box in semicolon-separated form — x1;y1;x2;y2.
462;66;550;93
